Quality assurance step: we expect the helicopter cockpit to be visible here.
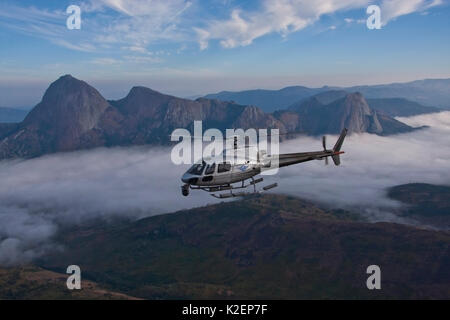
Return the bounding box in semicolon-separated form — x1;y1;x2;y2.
181;160;232;184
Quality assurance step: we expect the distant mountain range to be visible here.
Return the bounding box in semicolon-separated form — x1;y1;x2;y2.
205;78;450;112
38;194;450;299
0;75;437;159
0;107;29;123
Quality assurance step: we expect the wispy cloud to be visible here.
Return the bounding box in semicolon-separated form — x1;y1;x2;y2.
195;0;445;49
0;0;445;54
0;0;193;55
380;0;443;25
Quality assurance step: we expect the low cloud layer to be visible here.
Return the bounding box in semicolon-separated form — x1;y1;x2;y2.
0;111;449;265
268;111;450;222
0;146;215;265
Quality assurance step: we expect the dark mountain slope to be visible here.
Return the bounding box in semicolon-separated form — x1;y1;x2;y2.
0;266;139;300
40;194;450;300
388;183;450;229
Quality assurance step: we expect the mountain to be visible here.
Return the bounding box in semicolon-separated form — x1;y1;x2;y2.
388;183;450;229
0;76;285;159
366;98;442;117
204;79;450;111
204;86;328;112
291;91;441;117
0;107;29;123
0;266;138;300
347;79;450;109
90;87;285;146
0;75;110;159
0;75;420;160
38;194;450;299
277;92;416;135
0;123;19;140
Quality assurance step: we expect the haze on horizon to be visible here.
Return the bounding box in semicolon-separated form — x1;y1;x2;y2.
0;0;449;107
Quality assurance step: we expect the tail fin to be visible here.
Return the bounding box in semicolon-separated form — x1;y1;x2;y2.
332;128;348;166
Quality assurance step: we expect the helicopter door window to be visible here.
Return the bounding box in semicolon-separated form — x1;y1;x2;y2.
218;162;231;173
205;163;216;175
188;161;206;176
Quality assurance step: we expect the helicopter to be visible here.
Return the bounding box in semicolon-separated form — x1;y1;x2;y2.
180;128;348;199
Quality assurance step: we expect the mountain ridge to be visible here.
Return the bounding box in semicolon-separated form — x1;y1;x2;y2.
38;194;450;299
276;92;417;136
205;78;450;111
0;75;420;159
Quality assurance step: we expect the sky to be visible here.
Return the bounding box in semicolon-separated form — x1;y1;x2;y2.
0;0;449;107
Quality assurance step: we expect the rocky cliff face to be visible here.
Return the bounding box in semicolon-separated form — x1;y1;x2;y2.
0;76;286;159
337;93;383;134
0;76;418;159
277;92;414;136
0;75;110;158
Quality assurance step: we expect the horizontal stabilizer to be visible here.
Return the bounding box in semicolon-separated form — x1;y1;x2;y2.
332;154;341;166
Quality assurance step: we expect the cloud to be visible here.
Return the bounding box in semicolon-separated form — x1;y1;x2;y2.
380;0;443;25
0;146;216;265
0;1;193;55
0;110;449;265
262;111;450;224
195;0;444;49
1;0;444;54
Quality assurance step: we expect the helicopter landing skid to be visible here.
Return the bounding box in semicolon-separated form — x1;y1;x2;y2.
209;178;278;199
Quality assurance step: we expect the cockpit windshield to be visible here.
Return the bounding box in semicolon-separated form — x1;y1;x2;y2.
187;161;206;176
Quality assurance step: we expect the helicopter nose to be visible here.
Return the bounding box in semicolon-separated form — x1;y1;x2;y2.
181;173;198;185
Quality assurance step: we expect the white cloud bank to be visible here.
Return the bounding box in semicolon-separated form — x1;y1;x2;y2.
0;111;449;265
0;146;214;265
267;111;450;222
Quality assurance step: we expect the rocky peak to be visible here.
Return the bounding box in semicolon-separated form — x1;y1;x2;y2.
23;74;109;131
7;75;110;154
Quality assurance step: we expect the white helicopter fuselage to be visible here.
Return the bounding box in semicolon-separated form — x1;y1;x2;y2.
181;160;262;187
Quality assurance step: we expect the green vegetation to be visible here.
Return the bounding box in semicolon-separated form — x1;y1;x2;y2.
0;266;138;300
37;194;450;300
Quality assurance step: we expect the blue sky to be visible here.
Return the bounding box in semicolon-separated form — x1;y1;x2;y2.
0;0;449;107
